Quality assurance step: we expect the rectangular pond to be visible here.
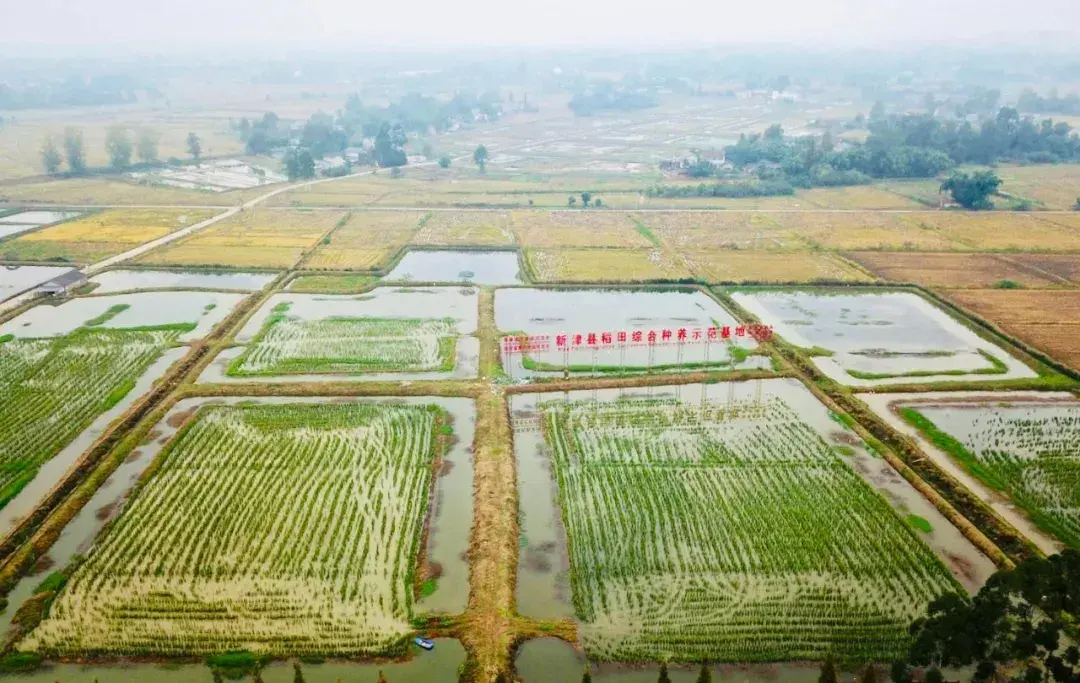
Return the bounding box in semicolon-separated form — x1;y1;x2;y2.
385;250;523;284
89;269;277;293
0;265;73;302
496;288;768;377
732;289;1036;386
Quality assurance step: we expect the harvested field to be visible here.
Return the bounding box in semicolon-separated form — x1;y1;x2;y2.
1;209;217;265
634;211;796;250
928;213;1080;251
943;289;1080;370
20;402;445;657
535;387;961;662
686;251;871;283
304;210;423;270
526;248;691;281
511;211;650;248
138;209;342;268
797;185;927;209
0;177;255;206
847;252;1071;288
984;164;1080;210
1005;254;1080;283
412;211;515;245
777;212;958;251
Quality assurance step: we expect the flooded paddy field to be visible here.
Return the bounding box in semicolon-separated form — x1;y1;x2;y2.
511;378;994;663
128;159;285;192
0;290;246;540
731;289;1035;386
0;264;73;302
496;288;769;377
0;210;82;239
5;395;473;661
88;268;277;293
859;391;1079;552
384;249;524;284
205;287;479;381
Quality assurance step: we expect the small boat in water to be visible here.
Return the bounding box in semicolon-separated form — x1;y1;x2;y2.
414;637;435;650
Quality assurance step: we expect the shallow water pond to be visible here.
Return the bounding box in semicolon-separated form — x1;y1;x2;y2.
90;269;277;293
0;265;73;301
496;288;765;377
732;290;1034;386
385;250;523;284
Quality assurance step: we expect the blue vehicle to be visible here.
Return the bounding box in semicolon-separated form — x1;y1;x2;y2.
414;637;435;651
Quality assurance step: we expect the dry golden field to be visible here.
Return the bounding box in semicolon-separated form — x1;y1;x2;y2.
526;247;691;281
778;212;959;250
944;289;1080;370
510;210;649;247
796;186;926;210
0;177;253;206
846;252;1074;288
412;211;515;245
636;211;796;249
303;210;423;269
1;208;217;264
138;209;341;268
684;251;872;283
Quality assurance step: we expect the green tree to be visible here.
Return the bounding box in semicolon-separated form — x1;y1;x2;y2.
293;662;305;683
473;144;489;173
908;549;1080;683
373;122;406;167
1073;196;1080;211
284;148;316;181
438;155;451;169
889;661;911;683
582;664;592;683
105;126;133;169
940;170;1002;210
187;132;202;161
136;129;159;164
923;669;943;683
40;135;62;174
581;191;592;208
63;127;86;174
818;655;839;683
658;662;671;683
568;195;577;207
696;664;713;683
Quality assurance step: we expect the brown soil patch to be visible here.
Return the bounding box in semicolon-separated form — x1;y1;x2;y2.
847;252;1066;288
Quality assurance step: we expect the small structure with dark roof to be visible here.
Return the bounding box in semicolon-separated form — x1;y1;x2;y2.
38;269;87;296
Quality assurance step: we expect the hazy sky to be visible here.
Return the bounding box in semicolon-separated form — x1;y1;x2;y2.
3;0;1080;55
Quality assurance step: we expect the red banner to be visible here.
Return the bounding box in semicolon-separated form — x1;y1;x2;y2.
502;324;773;354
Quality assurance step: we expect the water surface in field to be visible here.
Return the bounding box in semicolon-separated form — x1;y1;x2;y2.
5;638;465;682
496;288;767;377
0;265;72;301
510;378;996;622
0;210;81;225
732;290;1034;385
89;269;277;293
385;250;523;284
0;291;246;341
238;287;479;342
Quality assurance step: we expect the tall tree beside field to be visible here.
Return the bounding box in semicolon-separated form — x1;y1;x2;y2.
105;126;133;169
40;135;62;174
940;170;1001;210
136;129;159;164
473;144;489;173
186;132;202;161
63;127;86;174
581;191;592;208
818;655;840;683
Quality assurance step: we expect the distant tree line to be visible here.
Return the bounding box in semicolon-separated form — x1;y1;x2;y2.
569;82;659;116
1017;89;1080;116
39;127;203;175
0;75;139;110
645;179;795;199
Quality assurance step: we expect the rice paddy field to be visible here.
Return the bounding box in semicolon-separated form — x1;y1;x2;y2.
19;400;448;657
384;250;523;284
512;380;990;663
137;209;343;269
684;251;871;283
526;248;692;282
732;289;1036;385
846;252;1079;288
412;211;515;246
895;397;1080;548
0;209;218;265
303;210;424;270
